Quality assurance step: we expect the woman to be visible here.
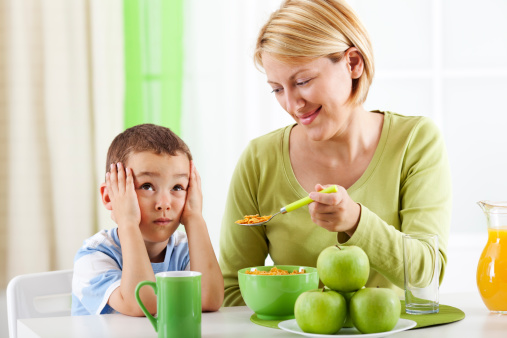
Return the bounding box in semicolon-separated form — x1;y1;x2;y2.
219;0;451;306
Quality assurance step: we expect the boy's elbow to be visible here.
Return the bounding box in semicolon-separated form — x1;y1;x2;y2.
116;301;157;317
125;308;152;317
202;302;222;312
202;293;224;312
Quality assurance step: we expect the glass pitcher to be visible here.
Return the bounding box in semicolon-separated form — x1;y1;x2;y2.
477;201;507;313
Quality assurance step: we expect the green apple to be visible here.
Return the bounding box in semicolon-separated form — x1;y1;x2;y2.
294;288;347;334
317;245;370;292
339;290;356;328
349;287;401;334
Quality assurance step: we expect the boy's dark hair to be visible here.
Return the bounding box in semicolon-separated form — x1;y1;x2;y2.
105;123;192;173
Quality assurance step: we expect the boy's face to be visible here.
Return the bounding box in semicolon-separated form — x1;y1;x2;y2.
125;151;190;244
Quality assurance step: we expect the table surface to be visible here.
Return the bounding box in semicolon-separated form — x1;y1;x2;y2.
17;292;507;338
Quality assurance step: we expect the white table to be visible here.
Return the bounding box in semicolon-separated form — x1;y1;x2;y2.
17;292;507;338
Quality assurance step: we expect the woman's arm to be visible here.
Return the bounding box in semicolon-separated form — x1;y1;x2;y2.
219;144;270;306
308;117;451;289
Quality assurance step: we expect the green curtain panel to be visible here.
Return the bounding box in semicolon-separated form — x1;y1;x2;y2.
123;0;183;135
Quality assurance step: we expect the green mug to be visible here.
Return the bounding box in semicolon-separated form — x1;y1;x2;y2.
135;271;202;338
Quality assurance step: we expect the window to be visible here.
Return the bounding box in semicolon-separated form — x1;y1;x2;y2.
123;0;184;134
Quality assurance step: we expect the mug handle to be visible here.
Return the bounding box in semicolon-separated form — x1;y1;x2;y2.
135;281;158;332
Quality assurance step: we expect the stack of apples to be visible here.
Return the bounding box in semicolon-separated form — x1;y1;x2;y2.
294;245;401;334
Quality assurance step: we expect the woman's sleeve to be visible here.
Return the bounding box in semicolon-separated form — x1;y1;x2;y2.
219;143;270;306
342;118;452;289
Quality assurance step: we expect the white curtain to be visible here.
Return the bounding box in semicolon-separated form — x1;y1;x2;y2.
0;0;124;287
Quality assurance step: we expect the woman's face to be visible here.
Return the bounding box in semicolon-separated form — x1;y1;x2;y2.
262;50;362;141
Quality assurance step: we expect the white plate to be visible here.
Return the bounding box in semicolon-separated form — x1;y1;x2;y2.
278;318;417;337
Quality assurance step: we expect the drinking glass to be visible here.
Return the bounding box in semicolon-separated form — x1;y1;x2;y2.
403;233;439;314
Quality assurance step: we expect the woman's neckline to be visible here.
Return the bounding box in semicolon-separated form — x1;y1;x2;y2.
281;110;391;197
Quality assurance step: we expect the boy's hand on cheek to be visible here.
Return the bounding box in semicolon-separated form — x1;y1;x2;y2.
180;161;204;226
106;162;141;229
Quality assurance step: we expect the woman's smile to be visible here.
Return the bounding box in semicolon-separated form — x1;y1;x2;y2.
297;106;321;125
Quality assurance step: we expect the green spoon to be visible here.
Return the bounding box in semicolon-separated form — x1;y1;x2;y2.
237;185;339;226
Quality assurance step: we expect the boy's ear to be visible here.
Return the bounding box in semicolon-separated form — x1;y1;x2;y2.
100;183;113;211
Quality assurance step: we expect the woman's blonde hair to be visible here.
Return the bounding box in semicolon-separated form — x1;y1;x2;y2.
254;0;374;105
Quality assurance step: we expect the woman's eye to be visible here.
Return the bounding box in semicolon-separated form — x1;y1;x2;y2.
172;184;184;191
140;183;154;191
296;79;311;86
271;87;283;94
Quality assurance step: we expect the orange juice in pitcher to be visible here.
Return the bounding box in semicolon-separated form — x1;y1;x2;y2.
477;201;507;313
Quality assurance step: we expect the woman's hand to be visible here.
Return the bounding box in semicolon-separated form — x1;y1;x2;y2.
106;162;141;229
180;161;204;226
308;184;361;236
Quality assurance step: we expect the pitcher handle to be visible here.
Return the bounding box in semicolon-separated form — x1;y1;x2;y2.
135;281;158;332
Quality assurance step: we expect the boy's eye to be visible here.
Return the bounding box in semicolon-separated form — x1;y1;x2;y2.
140;183;154;191
172;184;185;192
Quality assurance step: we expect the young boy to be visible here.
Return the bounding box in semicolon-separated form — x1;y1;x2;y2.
71;124;224;316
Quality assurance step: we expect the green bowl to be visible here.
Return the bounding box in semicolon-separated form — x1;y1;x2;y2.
238;265;319;320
